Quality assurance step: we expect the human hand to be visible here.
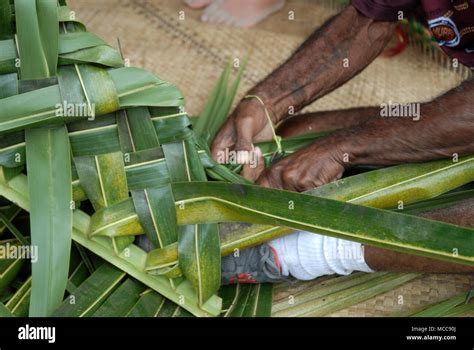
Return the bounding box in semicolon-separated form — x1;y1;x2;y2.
211;97;276;175
256;138;348;191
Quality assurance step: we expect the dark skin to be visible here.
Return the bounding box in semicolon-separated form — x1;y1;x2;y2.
212;5;474;273
276;107;379;138
264;79;474;191
366;198;474;273
211;6;397;168
277;108;474;273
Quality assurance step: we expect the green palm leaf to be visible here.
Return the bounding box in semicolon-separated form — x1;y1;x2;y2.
13;0;73;317
273;273;420;317
220;283;273;317
26;126;72;316
173;182;474;265
53;263;126;317
1;0;473;318
14;0;58;79
5;276;31;317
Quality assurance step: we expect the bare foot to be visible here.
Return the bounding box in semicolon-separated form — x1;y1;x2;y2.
184;0;213;10
201;0;285;27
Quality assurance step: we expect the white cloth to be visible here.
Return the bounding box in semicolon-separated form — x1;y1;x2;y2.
270;231;374;280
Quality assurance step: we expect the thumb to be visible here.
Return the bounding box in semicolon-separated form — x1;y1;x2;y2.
241;146;265;182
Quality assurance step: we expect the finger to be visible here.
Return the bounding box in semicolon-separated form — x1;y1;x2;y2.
256;168;284;189
211;119;236;161
280;177;301;192
277;161;309;192
293;178;320;192
234;116;256;153
335;169;344;181
241;147;265;181
255;172;271;188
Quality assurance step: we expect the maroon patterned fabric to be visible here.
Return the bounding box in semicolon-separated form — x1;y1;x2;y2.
351;0;474;67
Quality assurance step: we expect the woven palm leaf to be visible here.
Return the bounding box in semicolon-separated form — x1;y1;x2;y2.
0;0;473;318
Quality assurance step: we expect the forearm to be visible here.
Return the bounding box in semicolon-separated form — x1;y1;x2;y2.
365;197;474;272
341;80;474;165
277;106;380;137
251;5;396;123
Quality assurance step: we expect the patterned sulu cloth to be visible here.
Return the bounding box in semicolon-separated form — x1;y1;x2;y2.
351;0;474;68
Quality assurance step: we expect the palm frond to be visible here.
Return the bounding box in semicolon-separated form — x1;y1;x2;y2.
0;0;472;318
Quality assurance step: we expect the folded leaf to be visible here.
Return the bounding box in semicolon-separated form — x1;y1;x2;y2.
173;182;474;265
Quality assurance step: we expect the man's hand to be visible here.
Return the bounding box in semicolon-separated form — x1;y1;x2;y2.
256;138;347;191
211;5;395;177
258;78;474;192
211;98;274;160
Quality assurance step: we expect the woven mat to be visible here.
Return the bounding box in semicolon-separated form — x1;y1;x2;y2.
69;0;474;316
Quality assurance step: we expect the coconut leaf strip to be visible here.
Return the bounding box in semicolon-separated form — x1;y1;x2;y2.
5;276;31;317
75;151;133;254
131;186;178;249
173;182;474;265
411;292;471;317
193;58;232;142
86;153;474;269
274;273;420;317
4;173;224;317
0;0;13;39
25;126;72;316
52;263;126;317
308;156;474;208
272;272;387;314
126;289;165;317
0;67;183;134
92;278;147;317
220;283;273;317
120;107;179;250
0;113;194;167
14;0;58;79
162;139;221;306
